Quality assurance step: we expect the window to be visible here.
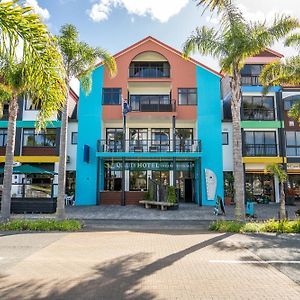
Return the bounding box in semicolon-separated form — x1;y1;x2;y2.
178;88;197;105
102;88;121;105
106;128;123;152
152;171;169;185
151;129;170;151
129;171;147;191
23;129;56;147
71;132;77;145
25;96;41;110
130;95;171;112
284;95;300;110
244;131;277;156
0;129;7;147
104;166;122;191
176;128;193;152
286;131;300;156
1;104;9;119
129;128;148;151
129;62;170;78
240;64;264;85
222;132;229;145
242;96;275;120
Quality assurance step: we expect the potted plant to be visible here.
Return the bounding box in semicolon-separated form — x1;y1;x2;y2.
167;186;177;204
224;172;234;205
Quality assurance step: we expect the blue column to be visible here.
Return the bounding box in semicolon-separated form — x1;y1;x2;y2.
75;66;104;205
196;65;224;206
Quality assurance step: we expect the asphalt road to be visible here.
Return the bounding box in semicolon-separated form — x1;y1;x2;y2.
0;229;299;299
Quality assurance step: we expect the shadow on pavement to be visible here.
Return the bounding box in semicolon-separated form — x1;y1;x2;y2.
0;233;231;300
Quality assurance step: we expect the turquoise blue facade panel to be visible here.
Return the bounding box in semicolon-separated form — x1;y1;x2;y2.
241;86;281;93
75;66;104;205
96;152;201;158
196;66;223;206
0;120;61;128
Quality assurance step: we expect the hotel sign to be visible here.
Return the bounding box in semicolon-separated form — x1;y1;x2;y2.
287;163;300;170
106;161;195;171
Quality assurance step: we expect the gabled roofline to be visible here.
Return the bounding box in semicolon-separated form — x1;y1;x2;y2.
264;48;284;58
69;87;78;103
95;36;223;78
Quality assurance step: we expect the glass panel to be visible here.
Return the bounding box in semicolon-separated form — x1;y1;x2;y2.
296;132;300;146
178;93;188;105
264;132;276;144
245;132;254;144
287;147;297;156
130;171;147;191
254;132;264;144
188;93;197;105
222;132;228;145
286;132;295;146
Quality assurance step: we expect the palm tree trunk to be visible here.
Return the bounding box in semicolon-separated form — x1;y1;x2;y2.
1;95;18;222
279;180;286;220
231;64;245;221
56;84;70;220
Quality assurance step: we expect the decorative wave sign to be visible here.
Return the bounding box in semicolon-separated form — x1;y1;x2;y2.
205;168;217;201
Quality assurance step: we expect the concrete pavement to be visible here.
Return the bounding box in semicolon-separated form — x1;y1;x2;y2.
0;230;299;299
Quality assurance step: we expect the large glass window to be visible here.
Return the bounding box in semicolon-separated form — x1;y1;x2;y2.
102;88;121;105
0;129;7;147
129;128;148;152
242;96;275;120
151;129;170;151
152;171;169;185
129;171;147;191
23;129;56;147
106;128;123;152
129;62;170;78
178;88;197;105
284;95;300;110
176;128;193;151
130;95;171;112
244;131;277;156
241;64;264;85
245;173;275;202
104;167;122;191
286;131;300;156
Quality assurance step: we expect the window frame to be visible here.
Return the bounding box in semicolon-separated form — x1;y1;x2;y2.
24;95;41;111
102;88;122;105
178;88;197;106
71;132;78;145
222;132;229;145
0;129;7;147
22;129;57;147
286;131;300;157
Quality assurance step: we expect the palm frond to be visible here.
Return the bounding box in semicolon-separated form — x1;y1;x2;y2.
285;33;300;52
182;26;224;59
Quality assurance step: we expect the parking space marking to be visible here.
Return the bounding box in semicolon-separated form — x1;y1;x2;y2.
209;260;300;264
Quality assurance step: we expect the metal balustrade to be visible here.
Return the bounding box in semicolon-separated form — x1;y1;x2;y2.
97;139;201;153
244;144;277;156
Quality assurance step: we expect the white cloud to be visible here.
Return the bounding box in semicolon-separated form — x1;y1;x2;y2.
88;0;189;23
24;0;50;21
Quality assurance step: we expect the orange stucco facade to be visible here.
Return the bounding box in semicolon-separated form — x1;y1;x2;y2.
102;38;198;121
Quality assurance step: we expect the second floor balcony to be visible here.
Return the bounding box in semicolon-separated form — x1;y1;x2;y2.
129;95;176;112
97;139;201;153
244;144;277;157
242;108;275;121
241;76;261;86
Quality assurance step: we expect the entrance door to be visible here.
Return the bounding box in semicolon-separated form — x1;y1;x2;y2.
184;178;193;202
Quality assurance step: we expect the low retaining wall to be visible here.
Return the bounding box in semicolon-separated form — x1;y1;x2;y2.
99;191;145;205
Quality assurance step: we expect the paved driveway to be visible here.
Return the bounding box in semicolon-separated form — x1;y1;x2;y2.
0;230;299;299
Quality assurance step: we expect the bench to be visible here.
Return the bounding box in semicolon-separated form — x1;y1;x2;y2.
139;200;178;211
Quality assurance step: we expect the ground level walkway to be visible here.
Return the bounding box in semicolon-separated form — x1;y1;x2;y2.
0;231;299;299
64;202;300;221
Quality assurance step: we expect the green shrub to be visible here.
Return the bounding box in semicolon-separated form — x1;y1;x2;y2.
143;191;151;201
167;186;177;204
209;220;243;232
0;219;82;231
210;219;300;234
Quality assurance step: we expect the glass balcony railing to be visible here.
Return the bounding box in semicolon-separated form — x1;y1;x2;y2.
241;76;261;86
244;144;277;156
97;139;201;153
242;108;275;121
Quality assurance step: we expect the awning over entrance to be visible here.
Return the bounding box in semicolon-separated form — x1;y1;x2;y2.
0;164;56;175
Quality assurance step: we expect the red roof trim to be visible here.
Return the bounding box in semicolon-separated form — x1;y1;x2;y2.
95;36;223;78
264;48;284;58
69;88;78;103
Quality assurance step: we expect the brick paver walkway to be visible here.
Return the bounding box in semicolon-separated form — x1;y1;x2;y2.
0;231;299;299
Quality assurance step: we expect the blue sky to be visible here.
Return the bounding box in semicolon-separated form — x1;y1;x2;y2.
32;0;300;72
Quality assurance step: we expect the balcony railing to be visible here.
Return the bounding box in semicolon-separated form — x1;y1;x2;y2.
129;66;170;78
241;76;261;86
97;139;201;153
244;144;277;156
242;108;275;121
130;99;176;112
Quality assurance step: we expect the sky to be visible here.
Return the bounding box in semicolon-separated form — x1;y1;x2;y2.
25;0;300;78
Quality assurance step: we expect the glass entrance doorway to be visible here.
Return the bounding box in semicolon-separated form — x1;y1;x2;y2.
176;170;195;202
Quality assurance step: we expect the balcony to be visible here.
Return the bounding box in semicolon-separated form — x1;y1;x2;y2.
242;108;275;121
244;144;277;157
130;98;176;113
129;62;170;78
97;139;201;153
241;76;261;86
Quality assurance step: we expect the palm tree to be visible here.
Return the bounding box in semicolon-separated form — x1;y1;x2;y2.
0;1;66;222
183;0;299;220
265;163;287;220
55;24;116;220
